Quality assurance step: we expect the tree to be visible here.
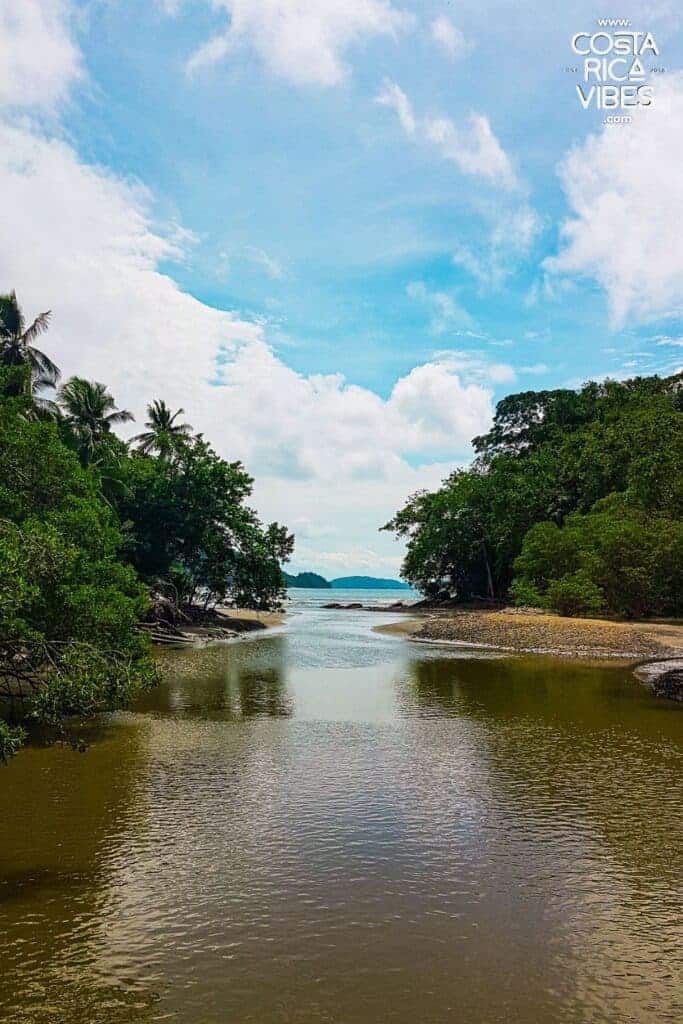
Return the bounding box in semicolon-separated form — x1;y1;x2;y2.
0;290;59;385
59;377;134;463
0;373;155;761
512;498;683;618
115;435;294;610
132;399;193;456
386;370;683;615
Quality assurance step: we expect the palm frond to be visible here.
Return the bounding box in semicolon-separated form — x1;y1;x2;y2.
104;409;135;426
20;310;52;345
28;346;61;383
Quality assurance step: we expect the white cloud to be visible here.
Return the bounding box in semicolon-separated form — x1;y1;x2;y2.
406;280;473;332
375;80;536;287
546;73;683;328
245;247;284;279
431;349;517;385
0;120;494;573
452;203;540;287
0;0;82;109
520;362;548;375
376;79;416;135
425;112;515;187
429;16;471;61
377;78;517;188
185;0;413;86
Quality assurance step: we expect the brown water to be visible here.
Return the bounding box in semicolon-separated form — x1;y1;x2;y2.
1;601;682;1024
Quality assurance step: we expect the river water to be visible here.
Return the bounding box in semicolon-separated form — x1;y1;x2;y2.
1;591;682;1023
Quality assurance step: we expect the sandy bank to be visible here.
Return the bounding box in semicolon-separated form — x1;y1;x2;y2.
216;607;284;629
375;608;683;660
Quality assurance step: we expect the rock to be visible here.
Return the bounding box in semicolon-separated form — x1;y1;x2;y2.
635;660;683;702
322;602;343;609
346;603;363;609
652;669;683;702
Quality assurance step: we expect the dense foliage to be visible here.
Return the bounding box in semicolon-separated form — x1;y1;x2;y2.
0;375;154;760
0;293;293;759
385;372;683;618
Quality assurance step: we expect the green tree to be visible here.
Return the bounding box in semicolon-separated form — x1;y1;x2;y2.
132;399;193;457
512;497;683;618
116;435;293;610
0;373;155;761
386;370;683;616
59;377;134;463
0;290;59;384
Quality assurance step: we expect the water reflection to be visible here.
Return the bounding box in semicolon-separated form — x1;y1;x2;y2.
0;718;163;1021
139;636;292;719
1;608;681;1024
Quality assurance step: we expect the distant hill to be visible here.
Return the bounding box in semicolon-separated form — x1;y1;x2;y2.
285;572;410;590
330;576;411;590
284;572;331;589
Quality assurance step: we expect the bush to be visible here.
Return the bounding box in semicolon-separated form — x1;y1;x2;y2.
546;572;605;617
508;578;544;608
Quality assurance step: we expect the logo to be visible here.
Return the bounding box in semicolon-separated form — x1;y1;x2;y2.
569;26;661;112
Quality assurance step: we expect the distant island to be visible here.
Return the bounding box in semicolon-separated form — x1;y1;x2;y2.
331;576;410;590
285;572;410;590
284;572;331;589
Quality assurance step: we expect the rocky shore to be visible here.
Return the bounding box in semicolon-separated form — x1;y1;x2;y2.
633;660;683;702
142;605;282;647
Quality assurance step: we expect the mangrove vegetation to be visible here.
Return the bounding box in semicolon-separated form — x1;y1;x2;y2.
385;371;683;619
0;292;293;759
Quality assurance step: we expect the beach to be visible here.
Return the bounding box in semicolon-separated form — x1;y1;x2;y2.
376;607;683;660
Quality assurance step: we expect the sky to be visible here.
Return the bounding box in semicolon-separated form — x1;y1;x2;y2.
1;0;682;577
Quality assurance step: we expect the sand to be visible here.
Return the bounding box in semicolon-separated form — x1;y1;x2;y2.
375;608;683;660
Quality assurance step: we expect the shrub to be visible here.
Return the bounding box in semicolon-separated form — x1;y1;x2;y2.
546;572;605;617
508;578;544;608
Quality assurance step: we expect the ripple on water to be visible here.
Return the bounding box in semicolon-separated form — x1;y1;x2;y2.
1;606;682;1023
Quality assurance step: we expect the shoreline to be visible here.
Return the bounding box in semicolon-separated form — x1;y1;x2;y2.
374;607;683;658
146;607;284;647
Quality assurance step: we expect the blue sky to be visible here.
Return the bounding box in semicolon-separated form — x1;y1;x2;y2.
1;1;682;574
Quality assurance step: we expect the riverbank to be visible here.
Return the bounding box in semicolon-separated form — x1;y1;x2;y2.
144;607;284;646
376;607;683;660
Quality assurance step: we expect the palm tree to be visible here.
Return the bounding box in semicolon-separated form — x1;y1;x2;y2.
59;377;134;462
0;291;59;384
132;399;192;456
27;371;60;421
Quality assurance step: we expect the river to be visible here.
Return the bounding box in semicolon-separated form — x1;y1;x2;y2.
1;590;682;1023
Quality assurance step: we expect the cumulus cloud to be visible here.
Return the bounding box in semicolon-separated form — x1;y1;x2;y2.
377;78;517;188
546;73;683;328
0;121;495;572
0;0;82;109
429;16;472;61
185;0;413;86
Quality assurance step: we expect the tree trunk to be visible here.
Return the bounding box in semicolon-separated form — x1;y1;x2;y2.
482;543;495;602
